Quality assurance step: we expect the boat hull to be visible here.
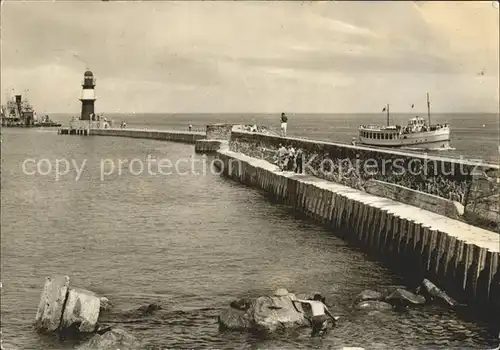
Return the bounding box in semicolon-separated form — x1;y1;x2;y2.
358;128;450;149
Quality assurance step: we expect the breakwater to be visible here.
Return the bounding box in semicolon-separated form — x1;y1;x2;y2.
194;123;233;153
214;148;500;313
61;125;499;311
89;128;205;144
229;130;499;230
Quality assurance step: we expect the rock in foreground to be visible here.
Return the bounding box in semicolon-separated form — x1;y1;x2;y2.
34;276;70;332
60;288;101;333
76;328;141;350
355;300;393;310
218;288;309;333
354;290;383;303
385;288;426;306
34;276;106;334
416;279;460;307
99;297;112;313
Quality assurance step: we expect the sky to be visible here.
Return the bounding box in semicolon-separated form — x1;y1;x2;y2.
1;1;499;114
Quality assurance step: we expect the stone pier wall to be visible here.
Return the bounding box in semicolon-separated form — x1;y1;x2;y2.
206;124;233;141
89;128;206;144
195;140;228;154
229;130;499;230
215;149;500;311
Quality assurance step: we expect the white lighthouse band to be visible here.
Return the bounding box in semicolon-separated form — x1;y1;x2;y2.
81;89;95;100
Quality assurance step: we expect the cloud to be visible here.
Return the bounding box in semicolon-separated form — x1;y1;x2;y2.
1;1;498;113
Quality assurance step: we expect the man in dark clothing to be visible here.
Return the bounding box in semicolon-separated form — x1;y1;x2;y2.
295;148;303;174
280;112;288;137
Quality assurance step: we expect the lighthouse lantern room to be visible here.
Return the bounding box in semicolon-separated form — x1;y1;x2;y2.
80;70;96;120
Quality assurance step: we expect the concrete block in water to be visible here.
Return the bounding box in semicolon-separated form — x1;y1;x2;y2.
34;275;70;332
60;288;101;332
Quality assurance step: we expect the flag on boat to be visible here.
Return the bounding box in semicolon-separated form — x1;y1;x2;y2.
411;104;415;108
382;106;386;112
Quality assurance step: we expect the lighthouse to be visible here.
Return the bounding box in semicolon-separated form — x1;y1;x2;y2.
80;70;96;120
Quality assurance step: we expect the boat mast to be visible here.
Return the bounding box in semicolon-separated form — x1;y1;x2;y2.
386;104;390;126
427;92;431;125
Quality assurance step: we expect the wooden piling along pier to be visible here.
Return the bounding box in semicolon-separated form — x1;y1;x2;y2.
215;149;500;312
58;128;89;136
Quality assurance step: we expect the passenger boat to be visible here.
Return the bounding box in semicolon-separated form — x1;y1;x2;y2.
358;93;451;149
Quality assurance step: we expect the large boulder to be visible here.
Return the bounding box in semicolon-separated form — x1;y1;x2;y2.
120;303;162;318
99;297;112;313
355;300;393;310
60;288;101;333
75;328;141;350
34;276;70;332
385;288;425;306
34;276;107;335
218;288;309;333
354;290;383;303
416;279;460;307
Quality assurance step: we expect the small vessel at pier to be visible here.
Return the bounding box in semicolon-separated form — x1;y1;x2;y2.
358;93;450;149
1;94;61;127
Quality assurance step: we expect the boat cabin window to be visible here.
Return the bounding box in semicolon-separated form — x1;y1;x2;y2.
389;134;393;140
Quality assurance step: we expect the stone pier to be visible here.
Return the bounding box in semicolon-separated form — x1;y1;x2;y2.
194;123;233;153
57;124;499;310
89;128;205;144
215;149;500;311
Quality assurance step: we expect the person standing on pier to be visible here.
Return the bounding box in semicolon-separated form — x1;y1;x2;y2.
295;148;304;174
280;112;288;137
277;144;288;171
287;146;296;171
